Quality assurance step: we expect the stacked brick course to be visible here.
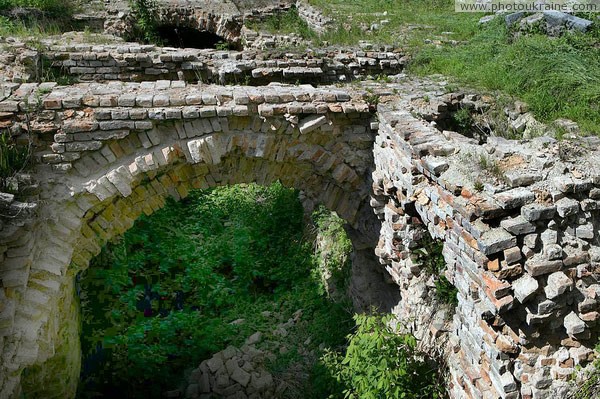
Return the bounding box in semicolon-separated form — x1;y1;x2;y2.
373;101;600;398
0;39;406;85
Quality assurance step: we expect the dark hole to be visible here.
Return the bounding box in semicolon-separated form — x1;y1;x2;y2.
156;25;236;49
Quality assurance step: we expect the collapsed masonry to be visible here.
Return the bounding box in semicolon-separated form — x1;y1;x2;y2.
0;8;600;399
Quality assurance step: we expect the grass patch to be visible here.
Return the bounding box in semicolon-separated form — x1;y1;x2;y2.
309;0;478;47
0;0;77;36
0;0;73;15
248;7;316;40
410;18;600;134
300;0;600;135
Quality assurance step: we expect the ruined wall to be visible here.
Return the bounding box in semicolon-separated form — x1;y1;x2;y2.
0;81;380;399
373;99;600;398
1;40;406;85
296;1;333;34
1;71;600;398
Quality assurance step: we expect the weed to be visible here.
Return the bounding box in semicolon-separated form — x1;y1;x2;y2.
474;180;484;192
0;130;31;190
215;41;229;51
452;107;473;132
376;73;392;83
415;233;458;306
129;0;161;44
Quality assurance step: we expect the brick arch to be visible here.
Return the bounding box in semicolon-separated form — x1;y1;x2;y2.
18;155;374;399
152;8;243;48
3;84;383;398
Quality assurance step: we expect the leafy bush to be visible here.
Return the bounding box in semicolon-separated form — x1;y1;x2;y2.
322;313;444;399
77;182;353;398
128;0;161;44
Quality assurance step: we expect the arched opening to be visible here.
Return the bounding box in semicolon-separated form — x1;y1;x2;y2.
156;25;239;50
73;182;356;398
13;107;402;398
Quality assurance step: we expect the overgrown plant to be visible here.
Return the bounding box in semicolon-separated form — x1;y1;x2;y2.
0;130;31;190
312;206;353;301
322;313;445;399
415;233;458;306
77;183;353;399
452;107;473;133
129;0;161;44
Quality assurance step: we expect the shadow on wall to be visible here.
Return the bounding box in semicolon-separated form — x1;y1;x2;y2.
156;25;241;50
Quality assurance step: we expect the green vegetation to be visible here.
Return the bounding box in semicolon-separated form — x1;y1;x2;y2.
0;0;76;36
322;313;445;399
411;18;600;134
77;183;446;398
248;7;316;40
416;234;458;306
452;107;474;133
310;0;478;47
0;130;31;190
312;206;353;301
77;183;354;398
0;0;71;15
128;0;161;44
303;0;599;135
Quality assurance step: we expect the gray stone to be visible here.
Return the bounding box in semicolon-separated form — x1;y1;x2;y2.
206;355;224;373
478;228;517;255
495;187;535;209
576;224;594;240
423;156;449;176
65;141;103;152
555;197;579;217
505;12;525;27
229;363;251;387
544;272;572;300
521;203;556;221
544;244;563;261
504;171;540;188
500;371;517;393
513;274;539;304
524;255;562;277
564;311;586;336
500;216;536;235
245;332;261;346
544;11;593;32
299;115;327;134
504;247;522;265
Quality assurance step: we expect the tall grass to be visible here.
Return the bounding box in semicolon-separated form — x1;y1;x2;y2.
410;18;600;134
0;0;73;16
307;0;600;135
248;7;316;40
